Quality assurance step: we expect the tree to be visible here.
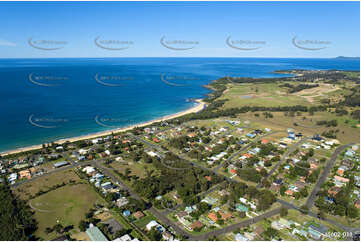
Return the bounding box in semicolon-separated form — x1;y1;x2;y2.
347;206;359;219
280;206;288;217
335;205;346;216
148;227;162;241
53;223;64;234
78;220;88;232
264;227;278;239
300;205;309;214
280;186;287;196
0;182;38;240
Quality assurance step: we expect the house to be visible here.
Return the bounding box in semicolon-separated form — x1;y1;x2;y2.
294;181;306;190
261;139;269;144
8;173;17;182
246;133;256;139
86;224;108;241
53;161;69;168
115;234;132;241
336;166;348;176
19;170;31;179
235;204;248;212
285;190;294;196
208;212;218;223
292;228;308;238
101;182;113;191
345;149;355;157
205;176;212;181
123;210;131;217
152;137;160;143
219;211;232;220
308;224;328;240
334;175;350;187
146;220;165;233
254;226;264;238
176;211;188;221
133;211;145;219
116;197;129;207
185;205;197;214
235;233;249;241
271;220;283;230
83;166;96;175
190;221;203;231
201;196;218;205
354;199;360;209
328;187;341;197
273;178;283;186
162;231;174;241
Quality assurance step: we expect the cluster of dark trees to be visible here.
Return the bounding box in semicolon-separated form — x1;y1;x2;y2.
226;182;276;211
0;181;38;240
322;129;339;139
316;119;338;127
315;177;359;219
279;83;319;93
133;153;224;205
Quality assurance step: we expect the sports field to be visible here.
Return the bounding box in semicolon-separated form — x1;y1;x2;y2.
29;183;106;240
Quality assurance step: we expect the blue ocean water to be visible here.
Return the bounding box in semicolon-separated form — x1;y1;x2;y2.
0;57;359;152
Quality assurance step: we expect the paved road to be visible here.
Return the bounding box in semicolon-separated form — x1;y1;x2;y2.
305;143;354;209
256;136;308;188
213;131;281;172
94;162;191;238
277;199;359;235
189;207;282;241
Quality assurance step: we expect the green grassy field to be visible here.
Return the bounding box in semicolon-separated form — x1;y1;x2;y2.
220;82;312;108
133;211;157;228
13;169;81;200
30;183;106;240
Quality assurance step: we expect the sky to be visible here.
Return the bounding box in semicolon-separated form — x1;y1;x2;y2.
0;1;359;58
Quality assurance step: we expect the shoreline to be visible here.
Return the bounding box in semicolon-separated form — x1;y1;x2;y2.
1;99;206;156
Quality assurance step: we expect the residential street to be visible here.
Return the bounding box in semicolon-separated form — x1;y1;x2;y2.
305;143;354;208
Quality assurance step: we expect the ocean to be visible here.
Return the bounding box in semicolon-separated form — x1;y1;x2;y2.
0;57;359;152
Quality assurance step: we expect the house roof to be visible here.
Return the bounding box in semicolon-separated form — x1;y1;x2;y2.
190;221;203;229
86;225;108;241
208;212;218;222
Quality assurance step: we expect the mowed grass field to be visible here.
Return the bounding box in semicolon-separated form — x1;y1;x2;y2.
30;183;106;240
220;82;311;108
13;169;81;200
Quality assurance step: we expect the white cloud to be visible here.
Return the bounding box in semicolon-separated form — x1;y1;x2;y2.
0;39;16;46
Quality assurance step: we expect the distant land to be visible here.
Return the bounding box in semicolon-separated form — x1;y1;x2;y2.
335;56;360;60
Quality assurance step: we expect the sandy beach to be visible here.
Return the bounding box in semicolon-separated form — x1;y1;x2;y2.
1;99;206;156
